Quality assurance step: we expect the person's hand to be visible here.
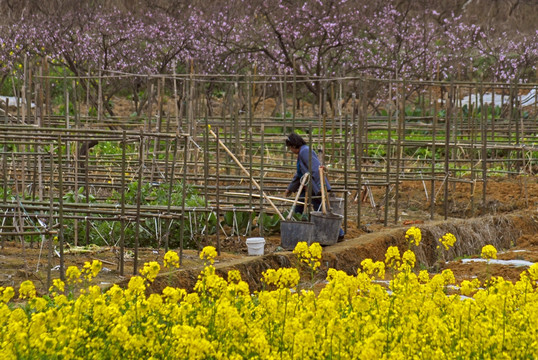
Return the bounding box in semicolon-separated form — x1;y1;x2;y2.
284;190;290;197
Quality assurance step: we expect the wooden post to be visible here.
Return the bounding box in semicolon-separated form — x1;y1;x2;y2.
431;101;437;220
385;81;392;226
57;136;65;281
119;131;126;276
134;131;144;275
319;167;327;214
180;135;188;264
216;128;221;255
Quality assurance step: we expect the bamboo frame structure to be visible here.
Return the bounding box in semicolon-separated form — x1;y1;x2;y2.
0;71;537;286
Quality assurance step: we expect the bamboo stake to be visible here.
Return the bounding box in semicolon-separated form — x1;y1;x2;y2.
223;192;304;205
319;166;327;214
216;128;221;255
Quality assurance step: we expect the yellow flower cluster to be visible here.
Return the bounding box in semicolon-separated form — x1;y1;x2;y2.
481;244;498;260
293;241;322;271
405;226;422;246
66;266;82;285
262;268;300;289
18;280;36;300
0;287;15;303
49;279;65;296
200;246;218;265
360;258;385;278
163;250;180;269
0;244;537;359
438;232;457;250
385;246;401;269
82;260;102;282
140;261;161;282
528;263;538;281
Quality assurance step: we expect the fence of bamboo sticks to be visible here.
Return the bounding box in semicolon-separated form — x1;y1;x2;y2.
0;70;537;287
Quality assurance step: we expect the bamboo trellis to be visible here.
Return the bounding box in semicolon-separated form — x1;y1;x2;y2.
0;71;537;287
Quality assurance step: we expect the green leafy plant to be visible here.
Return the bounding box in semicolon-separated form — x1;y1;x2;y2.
257;212;281;234
63;187;95;203
222;209;256;235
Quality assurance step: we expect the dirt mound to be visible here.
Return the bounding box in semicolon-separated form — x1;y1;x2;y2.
140;210;538;294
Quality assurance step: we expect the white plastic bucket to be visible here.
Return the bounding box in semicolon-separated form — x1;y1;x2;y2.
246;237;265;256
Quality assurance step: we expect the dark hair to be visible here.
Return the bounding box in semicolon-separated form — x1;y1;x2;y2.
285;133;306;148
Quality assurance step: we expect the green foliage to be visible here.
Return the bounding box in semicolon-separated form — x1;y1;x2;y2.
60;181;215;249
222;209;256;235
93;141;124;158
63;187;95;203
213;89;225;99
115;180;214;248
472;55;497;80
462;104;502;119
275;111;292;119
0;143;14;152
0;76;19;96
0;186;14;201
88;106;98;117
367;144;386;159
265;126;284;134
257;212;281;234
405;105;423;118
55;101;76;116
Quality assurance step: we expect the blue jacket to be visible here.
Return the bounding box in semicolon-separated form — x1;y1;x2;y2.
287;145;331;195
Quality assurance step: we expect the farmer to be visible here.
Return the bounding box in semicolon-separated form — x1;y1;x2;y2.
284;132;344;240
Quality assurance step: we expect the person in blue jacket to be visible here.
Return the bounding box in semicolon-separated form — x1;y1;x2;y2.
284;133;344;240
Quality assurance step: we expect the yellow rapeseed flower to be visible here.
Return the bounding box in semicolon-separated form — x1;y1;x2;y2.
140;261;161;282
49;279;65;295
200;246;217;265
163;250;180;269
481;245;497;260
82;260;102;281
401;249;416;270
385;246;401;269
438;233;457;250
527;263;538;281
418;269;430;283
460;278;481;296
66;266;82;285
227;270;242;284
90;260;102;277
293;241;322;271
262;268;300;289
361;258;385;279
127;276;146;297
1;246;538;358
405;226;422;246
1;287;15;303
19;280;36;299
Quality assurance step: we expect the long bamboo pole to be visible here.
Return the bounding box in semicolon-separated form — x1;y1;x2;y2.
287;173;309;220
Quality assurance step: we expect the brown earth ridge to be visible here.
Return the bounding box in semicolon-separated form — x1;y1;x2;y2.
140;210;538;294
